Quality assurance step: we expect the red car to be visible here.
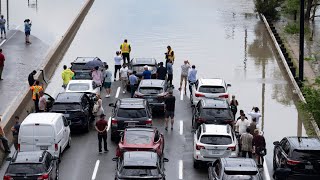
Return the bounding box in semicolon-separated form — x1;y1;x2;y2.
116;127;165;157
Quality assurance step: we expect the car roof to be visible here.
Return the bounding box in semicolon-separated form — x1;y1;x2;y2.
139;79;166;87
132;58;156;65
12;151;46;163
22;113;62;125
73;57;98;63
199;78;225;86
123;151;158;167
202;124;232;135
221;158;257;171
119;98;145;109
68;80;93;84
55;92;85;103
201;98;229;108
287;137;320;150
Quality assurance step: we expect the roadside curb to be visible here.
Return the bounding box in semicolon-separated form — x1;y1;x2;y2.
260;14;320;137
0;0;95;165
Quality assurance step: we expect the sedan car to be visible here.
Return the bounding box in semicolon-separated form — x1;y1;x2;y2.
208;158;263;180
4;151;59;180
70;57;106;80
113;151;168;180
66;80;100;95
128;58;158;79
117;127;165;157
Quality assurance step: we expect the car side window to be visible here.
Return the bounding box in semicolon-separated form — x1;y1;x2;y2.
44;154;52;170
62;117;68;127
280;139;290;154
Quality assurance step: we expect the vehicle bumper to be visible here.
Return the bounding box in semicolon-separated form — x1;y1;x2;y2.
149;102;165;111
193;150;236;162
70;121;87;130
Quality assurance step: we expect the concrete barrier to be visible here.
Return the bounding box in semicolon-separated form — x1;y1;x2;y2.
0;0;95;165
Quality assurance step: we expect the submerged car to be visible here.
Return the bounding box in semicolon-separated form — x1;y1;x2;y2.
128;58;158;79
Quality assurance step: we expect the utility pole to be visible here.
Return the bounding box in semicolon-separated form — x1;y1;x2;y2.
299;0;305;82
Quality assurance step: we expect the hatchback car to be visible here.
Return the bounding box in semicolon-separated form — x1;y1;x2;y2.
113;151;168;180
128;58;158;79
117;127;164;157
66;80;100;95
192;98;234;129
134;79;168;113
190;78;231;105
109;98;153;142
4;151;59;180
193;124;238;168
273;136;320;179
50;92;94;132
70;57;106;80
208;158;263;180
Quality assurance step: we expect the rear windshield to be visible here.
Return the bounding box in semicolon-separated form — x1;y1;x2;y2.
7;164;46;174
71;63;89;70
133;65;156;72
68;83;90;91
139;87;163;94
125;131;153;144
117;108;147;118
292;150;320;160
200;135;232;145
224;175;259;180
52;103;81;111
199;86;225;93
121;166;159;176
201;108;232;119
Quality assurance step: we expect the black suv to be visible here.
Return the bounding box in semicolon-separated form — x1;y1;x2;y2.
50;92;94;132
70;57;106;80
134;79;168;113
109;98;152;142
273;137;320;179
128;58;158;79
192;98;234;129
4;151;59;180
113;151;168;180
208;158;263;180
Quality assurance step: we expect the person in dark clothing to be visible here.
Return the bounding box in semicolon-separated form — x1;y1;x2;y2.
95;114;109;153
236;110;248;120
164;91;176;130
156;62;167;80
167;61;173;86
0;116;10;153
28;70;37;86
11;116;20;150
230;95;239;120
253;129;266;166
0;48;5;80
142;66;151;79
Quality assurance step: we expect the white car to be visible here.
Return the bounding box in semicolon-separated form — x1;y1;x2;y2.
190;78;231;105
193;124;239;168
66;80;100;95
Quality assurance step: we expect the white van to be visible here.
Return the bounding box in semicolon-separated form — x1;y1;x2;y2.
18;113;71;158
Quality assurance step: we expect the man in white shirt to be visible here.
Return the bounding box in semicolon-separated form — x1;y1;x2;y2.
235;115;250;135
120;64;129;93
114;51;122;81
248;107;262;124
179;60;190;93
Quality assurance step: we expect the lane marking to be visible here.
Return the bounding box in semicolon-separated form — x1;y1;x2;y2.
180;89;183;101
0;29;19;47
115;87;120;98
0;39;6;46
15;25;21;30
179;121;183;135
107;117;111;132
91;160;100;180
179;160;183;179
263;158;271;180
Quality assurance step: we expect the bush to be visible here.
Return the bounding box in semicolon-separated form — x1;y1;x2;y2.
284;22;311;34
254;0;284;20
302;87;320;125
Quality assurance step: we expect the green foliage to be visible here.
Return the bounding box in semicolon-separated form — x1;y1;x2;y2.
283;0;300;16
254;0;284;20
302;86;320;126
284;22;311;34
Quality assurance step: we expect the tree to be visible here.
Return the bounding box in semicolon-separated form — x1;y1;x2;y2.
254;0;284;20
283;0;300;20
305;0;314;20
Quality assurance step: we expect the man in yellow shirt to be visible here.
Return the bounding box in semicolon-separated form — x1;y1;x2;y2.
30;80;43;112
62;65;74;88
120;39;131;64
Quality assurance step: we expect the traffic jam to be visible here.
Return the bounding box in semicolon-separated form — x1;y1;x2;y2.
2;56;320;180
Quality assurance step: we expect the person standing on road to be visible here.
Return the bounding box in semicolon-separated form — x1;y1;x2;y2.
240;128;253;158
93;94;104;121
61;65;74;88
24;19;32;44
142;65;151;79
11;116;20;151
104;65;112;98
249;118;257;135
179;60;190;93
120;39;131;64
230;95;239;120
0;116;11;153
248;107;262;124
0;49;5;80
235;115;250;135
38;91;47;112
129;71;138;98
92;66;103;87
0;15;6;39
28;70;37;86
120;64;129;94
30;80;43;112
188;65;197;95
95;114;109;153
164;91;176;131
156;62;167;80
165;46;174;66
167;61;173;87
253;129;266;166
236;110;248;120
114;51;122;81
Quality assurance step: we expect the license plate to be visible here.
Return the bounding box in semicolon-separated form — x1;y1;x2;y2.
64;114;70;118
210;150;220;154
40;146;48;150
305;165;313;169
128;123;135;127
147;98;153;102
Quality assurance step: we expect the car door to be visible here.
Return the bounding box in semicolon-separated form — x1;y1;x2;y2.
192;102;201;128
211;160;222;180
276;138;289;167
44;153;55;180
44;93;55;111
82;96;90;121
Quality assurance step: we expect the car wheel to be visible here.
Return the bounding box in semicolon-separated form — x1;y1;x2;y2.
66;137;71;149
193;161;199;169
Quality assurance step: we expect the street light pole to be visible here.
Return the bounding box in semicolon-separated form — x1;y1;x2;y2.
299;0;305;82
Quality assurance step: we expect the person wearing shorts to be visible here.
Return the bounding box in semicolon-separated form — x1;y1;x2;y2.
164;91;176;130
104;65;112;98
24;19;32;44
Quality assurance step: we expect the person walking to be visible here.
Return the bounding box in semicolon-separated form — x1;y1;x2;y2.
104;65;112;98
0;116;11;153
165;46;174;66
179;60;190;93
24;19;32;44
95;114;109;153
249;118;257;135
188;65;197;95
28;70;37;86
167;61;173;87
120;64;129;94
253;129;266;166
142;65;151;79
164;91;176;130
240;128;253;158
92;66;103;87
0;15;6;39
120;39;131;64
61;65;74;88
11;116;20;151
114;51;122;81
230;95;239;120
30;80;43;112
0;49;5;80
38;91;47;112
93;94;104;121
156;62;167;80
235;115;250;135
129;71;138;98
248;107;262;124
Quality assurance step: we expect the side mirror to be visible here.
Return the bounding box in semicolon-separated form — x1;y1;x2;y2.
6;157;12;161
273;141;280;146
112;157;119;161
109;103;115;107
227;84;231;87
163;158;169;163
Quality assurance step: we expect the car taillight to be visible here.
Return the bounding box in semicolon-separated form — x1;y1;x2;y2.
55;144;58;151
146;119;152;126
195;93;205;97
196;118;205;123
196;144;205;150
224;120;234;124
219;94;229;98
287;159;300;165
3;175;13;180
111;118;118;126
227;146;236;151
37;174;49;180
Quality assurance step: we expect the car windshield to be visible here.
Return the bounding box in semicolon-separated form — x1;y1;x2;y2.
292;150;320;161
139;87;163;94
125;131;154;144
52;103;81;111
121;166;159;176
68;83;90;91
7;163;46;174
117;108;147;118
199;86;225;93
201;108;232;119
200;135;232;145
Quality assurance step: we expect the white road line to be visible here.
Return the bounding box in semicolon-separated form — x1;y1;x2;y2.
115;87;120;98
91;160;100;180
15;25;21;30
0;28;20;47
180;89;183;100
263;158;271;180
179;160;183;179
0;39;6;46
179;121;183;135
107;117;111;132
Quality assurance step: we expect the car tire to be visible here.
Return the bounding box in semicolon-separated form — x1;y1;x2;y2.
193;161;199;169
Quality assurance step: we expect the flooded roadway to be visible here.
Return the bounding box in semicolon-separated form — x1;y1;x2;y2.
41;0;307;179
